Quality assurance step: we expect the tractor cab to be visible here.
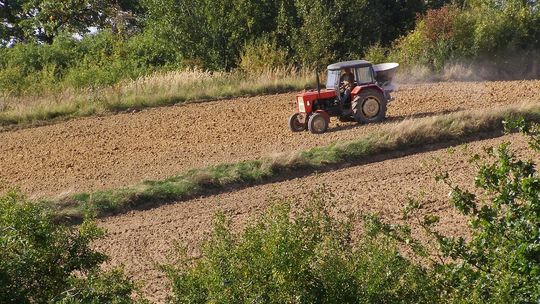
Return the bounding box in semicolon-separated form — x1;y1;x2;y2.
326;61;375;88
326;60;376;104
289;59;399;134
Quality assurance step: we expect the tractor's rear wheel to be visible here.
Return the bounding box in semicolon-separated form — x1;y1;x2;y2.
352;89;387;124
288;113;307;132
308;113;328;134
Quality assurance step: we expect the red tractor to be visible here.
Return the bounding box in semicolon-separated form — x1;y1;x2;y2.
289;60;399;134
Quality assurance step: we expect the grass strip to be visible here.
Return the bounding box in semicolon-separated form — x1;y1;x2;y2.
0;70;313;131
48;103;540;222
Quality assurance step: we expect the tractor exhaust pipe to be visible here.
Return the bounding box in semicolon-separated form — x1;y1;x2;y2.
315;69;321;99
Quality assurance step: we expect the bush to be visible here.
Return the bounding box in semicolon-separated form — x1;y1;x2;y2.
165;189;438;304
239;37;289;76
389;6;460;70
391;1;540;71
0;31;157;95
0;66;28;95
363;43;389;64
125;30;181;69
57;268;145;304
370;118;540;303
0;191;145;303
389;21;431;68
438;118;540;303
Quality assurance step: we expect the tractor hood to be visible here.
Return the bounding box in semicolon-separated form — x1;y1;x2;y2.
297;89;336;102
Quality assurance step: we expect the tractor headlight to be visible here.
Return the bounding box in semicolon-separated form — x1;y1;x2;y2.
297;97;306;112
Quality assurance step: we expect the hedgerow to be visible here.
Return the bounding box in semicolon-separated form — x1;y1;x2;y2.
0;191;146;303
164;189;439;303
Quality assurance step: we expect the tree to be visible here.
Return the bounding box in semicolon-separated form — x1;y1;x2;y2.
288;0;427;68
292;0;339;67
0;0;139;44
0;0;27;44
374;0;426;46
141;0;280;70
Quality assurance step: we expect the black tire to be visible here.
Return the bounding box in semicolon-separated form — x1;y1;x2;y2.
308;113;328;134
288;113;307;132
352;89;387;124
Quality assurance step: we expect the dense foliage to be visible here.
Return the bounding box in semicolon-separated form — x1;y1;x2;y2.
376;0;540;70
0;0;433;94
165;190;438;303
2;0;540;94
369;118;540;303
0;191;145;303
0;0;141;44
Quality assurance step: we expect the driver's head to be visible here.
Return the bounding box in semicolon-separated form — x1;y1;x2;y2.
343;68;352;74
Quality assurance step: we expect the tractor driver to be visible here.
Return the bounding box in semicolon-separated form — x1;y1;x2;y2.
340;68;355;103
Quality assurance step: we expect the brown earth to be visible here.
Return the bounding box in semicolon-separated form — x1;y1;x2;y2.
1;80;539;302
1;80;539;198
94;133;537;303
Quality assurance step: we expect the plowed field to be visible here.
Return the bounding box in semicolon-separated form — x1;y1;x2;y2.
1;80;539;198
95;134;537;303
2;79;540;303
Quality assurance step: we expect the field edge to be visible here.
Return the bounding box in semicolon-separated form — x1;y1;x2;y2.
45;102;540;222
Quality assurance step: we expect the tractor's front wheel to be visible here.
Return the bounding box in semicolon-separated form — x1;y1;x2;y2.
288;113;307;132
308;113;328;134
352;89;387;124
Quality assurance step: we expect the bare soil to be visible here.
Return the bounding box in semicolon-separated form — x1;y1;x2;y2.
94;133;537;303
2;79;539;303
1;80;539;198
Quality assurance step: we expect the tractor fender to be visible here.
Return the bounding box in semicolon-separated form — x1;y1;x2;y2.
314;110;330;124
351;84;385;100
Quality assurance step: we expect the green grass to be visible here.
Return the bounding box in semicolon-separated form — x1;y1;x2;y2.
46;102;540;222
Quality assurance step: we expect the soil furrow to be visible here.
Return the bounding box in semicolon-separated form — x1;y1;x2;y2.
1;80;539;198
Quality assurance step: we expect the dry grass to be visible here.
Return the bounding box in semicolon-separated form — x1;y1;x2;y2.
382;104;533;143
46;102;540;222
0;67;313;130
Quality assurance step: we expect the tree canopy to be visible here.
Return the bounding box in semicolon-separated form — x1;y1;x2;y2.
0;0;139;44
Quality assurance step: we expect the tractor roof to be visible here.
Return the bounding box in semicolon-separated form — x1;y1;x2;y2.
327;60;372;70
